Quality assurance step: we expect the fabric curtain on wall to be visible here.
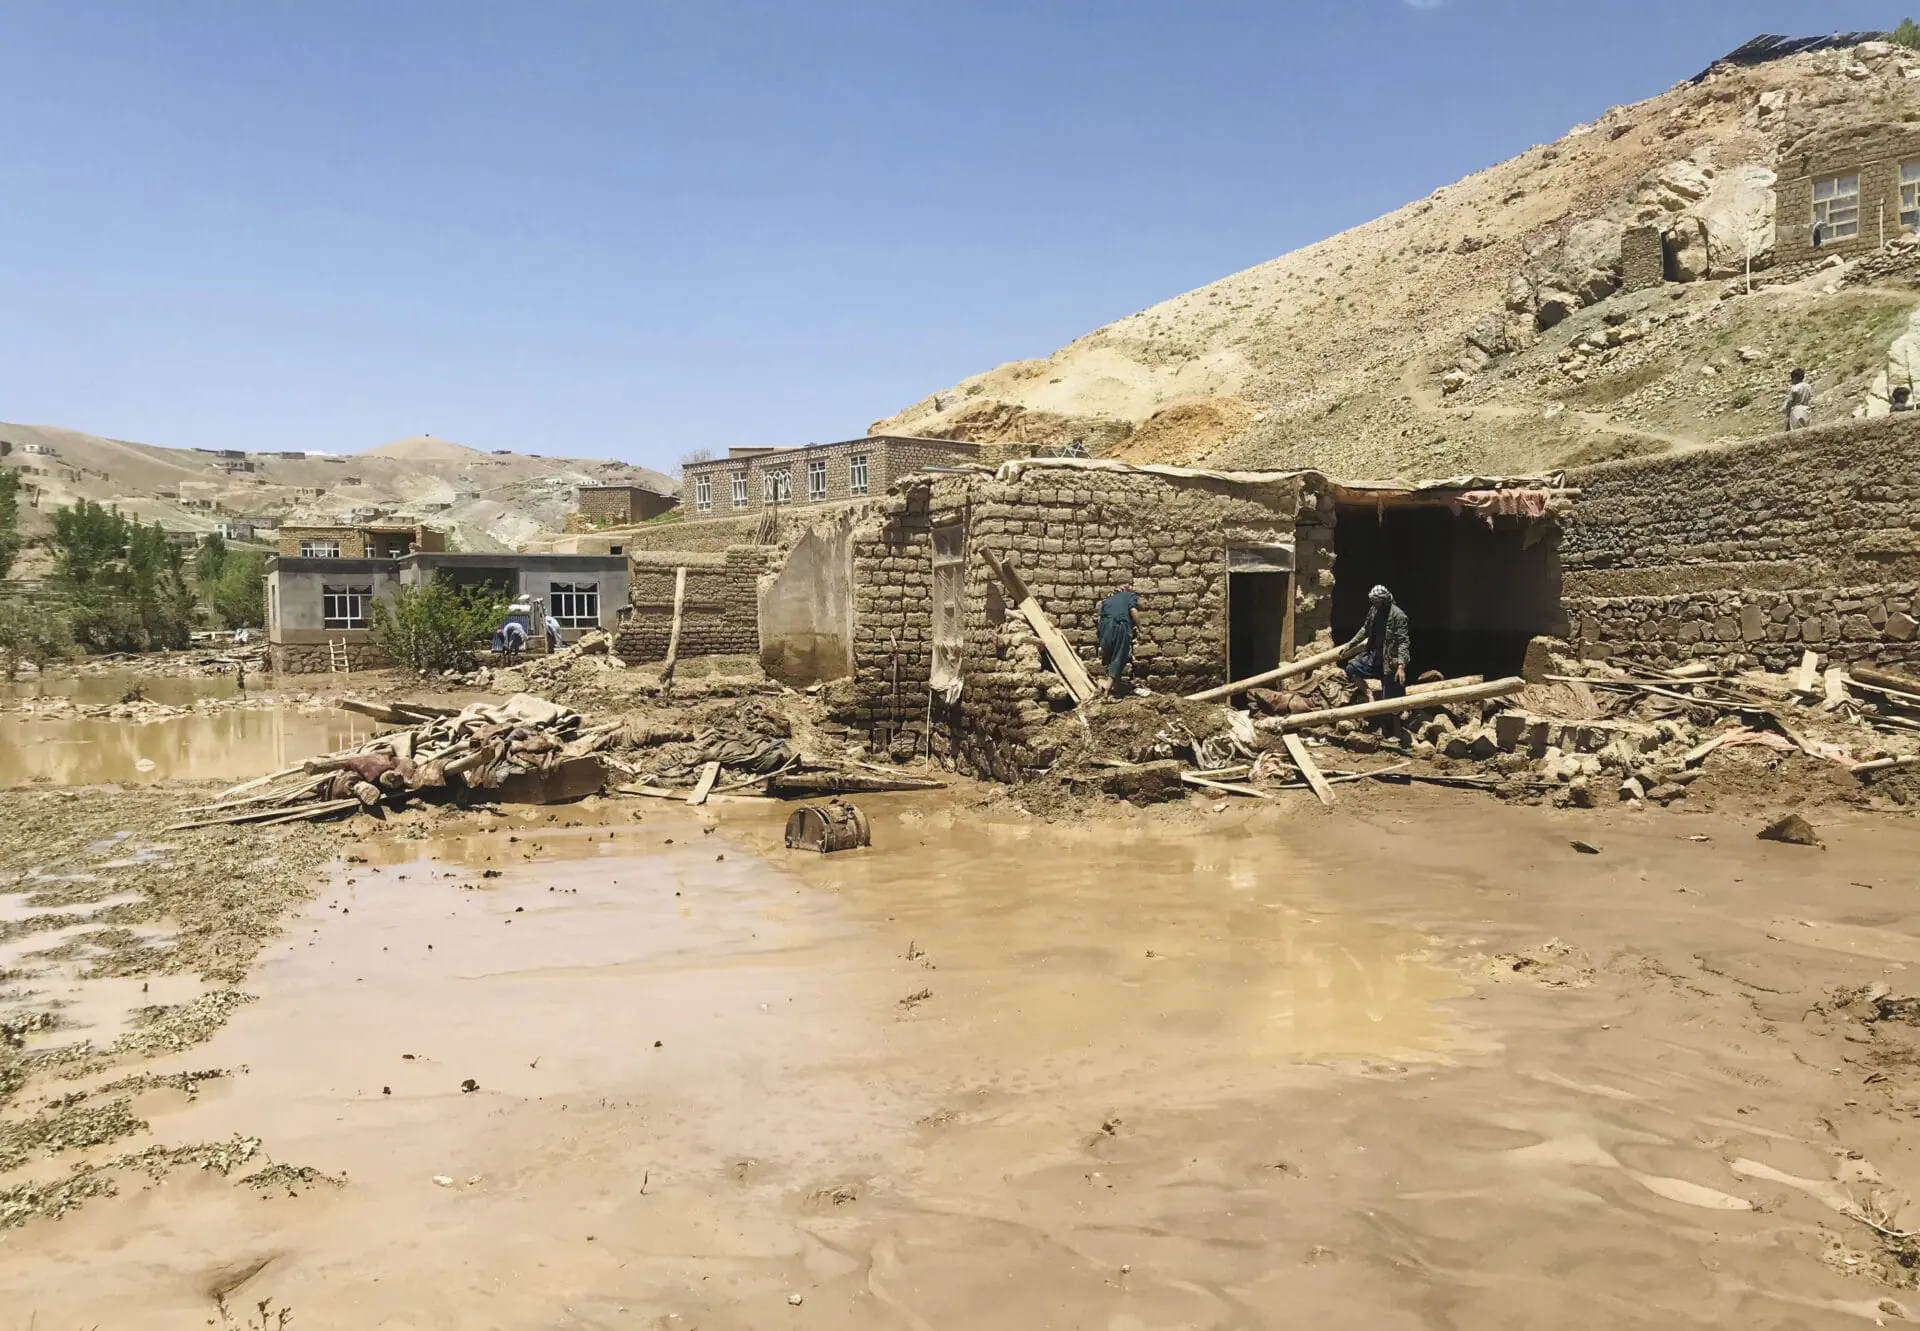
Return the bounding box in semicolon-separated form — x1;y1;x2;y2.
930;521;967;700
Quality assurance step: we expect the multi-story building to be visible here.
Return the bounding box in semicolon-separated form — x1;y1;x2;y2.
275;522;447;560
680;435;982;518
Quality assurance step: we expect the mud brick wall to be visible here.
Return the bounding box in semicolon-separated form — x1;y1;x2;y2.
1622;224;1665;291
844;468;1321;781
577;486;674;526
1775;125;1920;265
620;514;764;555
615;548;766;661
270;639;389;674
1561;415;1920;668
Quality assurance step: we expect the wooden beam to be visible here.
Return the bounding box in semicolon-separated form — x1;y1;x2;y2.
1184;644;1345;704
660;566;688;685
1407;673;1484;697
1281;733;1335;806
1265;677;1526;732
687;759;720;805
1792;649;1820;696
1180;772;1275;800
1851;665;1920;699
979;547;1099;704
1852;755;1920;776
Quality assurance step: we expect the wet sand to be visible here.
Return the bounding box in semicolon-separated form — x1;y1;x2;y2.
6;790;1920;1327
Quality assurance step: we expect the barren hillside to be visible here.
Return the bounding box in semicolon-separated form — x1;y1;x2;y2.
875;38;1920;480
0;424;675;553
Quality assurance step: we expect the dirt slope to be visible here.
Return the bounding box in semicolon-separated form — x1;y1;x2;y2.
0;424;675;553
875;39;1920;479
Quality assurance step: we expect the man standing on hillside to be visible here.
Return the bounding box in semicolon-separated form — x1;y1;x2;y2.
1098;581;1140;695
1786;369;1814;431
1340;585;1411;700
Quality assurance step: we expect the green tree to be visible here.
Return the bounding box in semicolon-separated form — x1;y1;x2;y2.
206;549;267;629
47;502;196;652
1896;18;1920;49
0;471;21;579
0;598;73;679
369;579;507;674
193;531;229;585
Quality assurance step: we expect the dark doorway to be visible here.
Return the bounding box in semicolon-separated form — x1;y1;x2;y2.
1228;571;1290;686
1332;505;1563;680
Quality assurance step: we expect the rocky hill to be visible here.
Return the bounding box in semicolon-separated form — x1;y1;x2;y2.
874;36;1920;481
0;424;675;554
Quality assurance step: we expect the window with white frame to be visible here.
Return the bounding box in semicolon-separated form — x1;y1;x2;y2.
549;581;599;629
730;471;749;507
807;458;827;501
849;453;869;496
1901;163;1920;233
694;475;713;512
322;584;372;629
1813;172;1860;243
764;469;791;503
300;539;341;558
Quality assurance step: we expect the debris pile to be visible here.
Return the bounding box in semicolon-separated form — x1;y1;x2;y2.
168;694;622;829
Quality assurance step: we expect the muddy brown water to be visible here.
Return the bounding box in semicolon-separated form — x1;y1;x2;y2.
5;791;1920;1327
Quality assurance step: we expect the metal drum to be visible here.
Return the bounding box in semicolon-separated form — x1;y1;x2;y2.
783;799;871;853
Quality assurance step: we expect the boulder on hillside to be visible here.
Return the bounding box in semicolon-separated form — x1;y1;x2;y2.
1697;163;1777;277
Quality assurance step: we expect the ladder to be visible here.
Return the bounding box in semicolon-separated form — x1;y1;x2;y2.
327;638;351;674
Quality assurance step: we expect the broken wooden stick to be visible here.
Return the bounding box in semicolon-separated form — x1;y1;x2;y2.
979;547;1099;704
1851;755;1920;777
1264;677;1526;732
1280;733;1335;807
660;566;688;686
1184;645;1344;704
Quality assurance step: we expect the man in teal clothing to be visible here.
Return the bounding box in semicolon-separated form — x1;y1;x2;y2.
1098;581;1140;694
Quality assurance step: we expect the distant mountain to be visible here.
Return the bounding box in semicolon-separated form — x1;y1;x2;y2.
0;424;676;553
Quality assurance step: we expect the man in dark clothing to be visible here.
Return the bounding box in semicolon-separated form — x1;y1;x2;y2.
1097;582;1140;693
1340;584;1411;699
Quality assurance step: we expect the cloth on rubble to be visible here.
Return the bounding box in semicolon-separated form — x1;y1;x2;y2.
455;693;579;731
693;733;793;773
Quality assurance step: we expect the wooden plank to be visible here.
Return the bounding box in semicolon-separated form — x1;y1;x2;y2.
613;785;777;804
1681;732;1736;767
660;566;688;685
1267;677;1526;732
979;548;1099;704
686;760;721;806
1180;773;1275;800
1407;673;1483;697
1792;649;1820;696
1823;666;1849;710
1184;644;1344;704
1281;733;1335;806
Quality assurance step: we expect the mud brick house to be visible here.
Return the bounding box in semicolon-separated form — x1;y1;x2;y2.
276;522;446;560
265;551;627;672
679;435;984;517
574;484;679;527
617;458;1571;780
1561;413;1920;670
1775;125;1920;264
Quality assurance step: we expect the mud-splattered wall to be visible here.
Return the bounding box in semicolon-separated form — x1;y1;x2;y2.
615;549;767;662
1562;414;1920;668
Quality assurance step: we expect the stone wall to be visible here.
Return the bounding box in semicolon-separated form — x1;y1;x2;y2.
1562;414;1920;667
1622;224;1665;292
614;548;767;661
1775;124;1920;265
270;639;389;674
842;467;1321;779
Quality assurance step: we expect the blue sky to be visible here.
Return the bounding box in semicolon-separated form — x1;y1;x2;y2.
0;1;1897;472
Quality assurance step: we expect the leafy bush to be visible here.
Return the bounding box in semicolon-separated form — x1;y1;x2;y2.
370;580;507;674
48;501;195;652
0;598;74;678
1895;18;1920;50
193;534;266;629
0;472;20;580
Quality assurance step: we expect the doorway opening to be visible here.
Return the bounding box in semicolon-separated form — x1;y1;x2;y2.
1225;543;1294;690
1332;503;1563;680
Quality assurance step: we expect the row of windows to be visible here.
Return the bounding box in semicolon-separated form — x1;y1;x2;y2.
1809;164;1920;244
693;453;869;512
320;582;599;631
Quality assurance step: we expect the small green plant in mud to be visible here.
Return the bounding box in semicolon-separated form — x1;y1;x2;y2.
369;579;507;674
215;1293;293;1330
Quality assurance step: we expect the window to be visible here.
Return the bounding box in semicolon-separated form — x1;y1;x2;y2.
1813;172;1860;243
764;469;791;503
550;581;599;629
1902;163;1920;233
731;471;749;507
608;545;623;556
300;539;341;558
849;453;869;496
695;475;713;513
807;458;828;501
322;584;372;629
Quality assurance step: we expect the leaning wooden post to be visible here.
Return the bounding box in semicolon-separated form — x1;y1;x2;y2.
660;566;687;685
1264;676;1526;732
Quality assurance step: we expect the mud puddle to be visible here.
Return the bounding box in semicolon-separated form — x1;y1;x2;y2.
7;792;1920;1327
1;673;242;708
0;707;378;785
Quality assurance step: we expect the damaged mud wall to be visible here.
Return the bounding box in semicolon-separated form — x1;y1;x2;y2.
844;468;1328;780
1562;415;1920;668
615;549;767;662
758;513;857;685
